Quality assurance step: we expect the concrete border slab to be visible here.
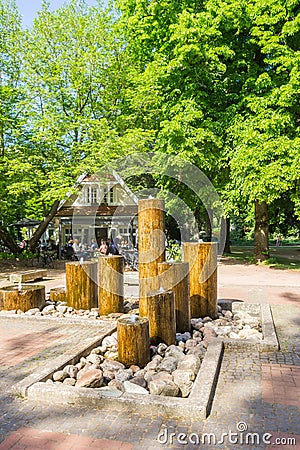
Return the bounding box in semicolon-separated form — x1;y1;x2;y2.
26;340;223;420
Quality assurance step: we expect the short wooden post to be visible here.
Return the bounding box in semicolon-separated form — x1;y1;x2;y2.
98;255;124;315
158;262;191;333
146;290;176;346
0;285;45;311
138;198;166;317
117;316;150;367
66;261;98;310
182;242;218;319
49;287;66;303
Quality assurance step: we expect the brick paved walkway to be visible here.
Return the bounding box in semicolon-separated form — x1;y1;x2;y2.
0;427;133;450
0;262;299;449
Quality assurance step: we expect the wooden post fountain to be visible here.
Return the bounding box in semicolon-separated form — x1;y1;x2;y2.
66;261;98;310
146;289;176;345
98;255;124;315
138;198;166;317
182;242;218;318
117;315;150;367
0;284;45;311
49;287;66;303
158;261;191;333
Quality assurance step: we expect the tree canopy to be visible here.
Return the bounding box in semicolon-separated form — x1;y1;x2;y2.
0;0;299;258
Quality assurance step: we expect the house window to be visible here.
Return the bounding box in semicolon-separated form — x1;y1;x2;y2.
103;186;114;205
87;187;98;204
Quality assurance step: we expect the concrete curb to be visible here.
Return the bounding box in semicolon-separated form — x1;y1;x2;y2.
25;341;223;420
0;313;116;327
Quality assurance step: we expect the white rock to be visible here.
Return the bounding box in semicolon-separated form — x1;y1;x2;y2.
124;381;149;395
25;308;40;315
102;335;118;347
177;354;200;375
63;365;79;378
42;305;56;314
172;369;195;397
56;305;67;314
86;354;103;366
53;370;68;382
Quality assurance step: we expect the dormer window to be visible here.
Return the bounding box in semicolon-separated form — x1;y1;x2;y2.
103;186;114;205
87;186;98;205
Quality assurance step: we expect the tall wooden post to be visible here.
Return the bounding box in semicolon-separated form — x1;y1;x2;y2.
98;255;124;315
138;198;166;317
182;242;218;319
117;316;150;367
66;261;98;310
146;290;176;346
158;262;191;333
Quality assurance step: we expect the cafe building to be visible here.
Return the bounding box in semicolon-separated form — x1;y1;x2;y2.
54;172;138;248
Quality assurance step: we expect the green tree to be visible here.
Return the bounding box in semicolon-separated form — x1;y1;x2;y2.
0;0;150;252
117;0;300;260
227;0;300;260
0;0;26;252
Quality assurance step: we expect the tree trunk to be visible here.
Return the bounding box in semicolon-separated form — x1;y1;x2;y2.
254;200;269;262
28;200;60;251
0;226;21;254
224;217;231;254
205;207;212;240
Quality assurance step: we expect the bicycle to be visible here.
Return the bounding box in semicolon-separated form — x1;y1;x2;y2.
40;250;55;269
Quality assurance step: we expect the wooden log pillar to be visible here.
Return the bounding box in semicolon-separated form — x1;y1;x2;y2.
138;198;166;317
158;262;191;333
146;290;176;346
49;287;66;303
98;255;124;315
117;316;150;367
0;285;45;311
182;242;218;319
66;261;98;310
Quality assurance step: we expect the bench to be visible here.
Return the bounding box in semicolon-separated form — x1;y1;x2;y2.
9;270;47;283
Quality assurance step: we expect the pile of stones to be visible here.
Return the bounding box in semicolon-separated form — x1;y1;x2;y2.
45;306;262;397
192;306;262;341
0;297;139;319
0;297;262;342
48;331;206;398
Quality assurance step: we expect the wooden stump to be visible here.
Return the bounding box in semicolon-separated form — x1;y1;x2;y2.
49;287;66;303
146;290;176;346
98;255;124;315
158;262;191;333
66;261;98;310
117;316;150;367
0;285;45;311
182;242;218;319
138;198;166;317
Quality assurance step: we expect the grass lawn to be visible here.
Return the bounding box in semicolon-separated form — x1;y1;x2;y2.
223;244;300;270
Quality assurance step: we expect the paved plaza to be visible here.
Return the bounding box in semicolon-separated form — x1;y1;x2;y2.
0;260;299;449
